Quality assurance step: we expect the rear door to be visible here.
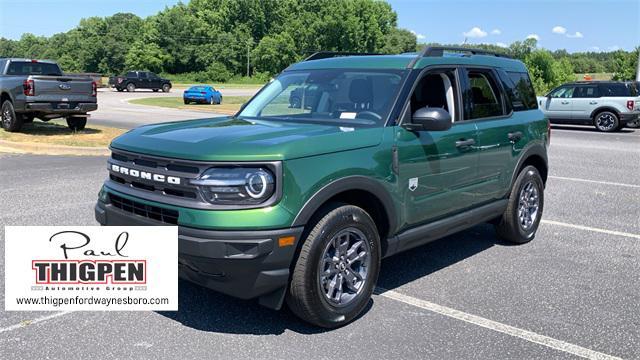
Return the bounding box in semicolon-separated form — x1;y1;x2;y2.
570;85;600;121
541;85;575;119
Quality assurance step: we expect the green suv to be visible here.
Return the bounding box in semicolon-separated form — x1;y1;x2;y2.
95;47;549;328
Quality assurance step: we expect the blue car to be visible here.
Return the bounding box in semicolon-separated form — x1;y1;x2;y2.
183;86;222;105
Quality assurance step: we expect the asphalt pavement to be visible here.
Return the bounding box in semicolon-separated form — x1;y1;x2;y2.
0;125;639;359
90;86;259;129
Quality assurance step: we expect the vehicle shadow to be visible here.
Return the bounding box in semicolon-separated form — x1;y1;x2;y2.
20;121;101;135
551;124;636;133
157;223;505;335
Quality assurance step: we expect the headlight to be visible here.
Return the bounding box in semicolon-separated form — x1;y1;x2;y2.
190;167;275;205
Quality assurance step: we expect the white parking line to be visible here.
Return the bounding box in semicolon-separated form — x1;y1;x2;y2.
542;220;640;240
549;176;640;189
0;311;73;334
375;288;621;360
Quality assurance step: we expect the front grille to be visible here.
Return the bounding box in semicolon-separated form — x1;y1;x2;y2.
109;193;179;225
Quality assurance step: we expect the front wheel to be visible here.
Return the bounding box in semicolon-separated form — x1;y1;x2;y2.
593;111;619;132
1;100;22;132
287;204;380;328
494;165;544;244
66;116;87;131
162;84;171;93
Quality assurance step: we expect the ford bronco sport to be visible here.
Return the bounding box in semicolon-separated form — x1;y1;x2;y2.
95;47;549;328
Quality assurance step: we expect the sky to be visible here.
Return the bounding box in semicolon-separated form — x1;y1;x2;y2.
0;0;638;53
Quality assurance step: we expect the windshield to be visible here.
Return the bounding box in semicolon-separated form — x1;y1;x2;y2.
239;69;407;126
7;61;62;76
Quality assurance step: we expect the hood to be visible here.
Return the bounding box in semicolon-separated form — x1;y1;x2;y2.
110;117;384;161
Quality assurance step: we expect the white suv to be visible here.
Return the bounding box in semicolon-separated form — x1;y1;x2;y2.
538;81;640;132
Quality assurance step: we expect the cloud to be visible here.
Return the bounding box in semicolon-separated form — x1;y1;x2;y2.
567;31;583;38
463;27;488;38
608;45;620;51
410;30;426;40
491;29;501;35
552;26;567;35
589;46;600;52
496;42;508;48
526;34;540;41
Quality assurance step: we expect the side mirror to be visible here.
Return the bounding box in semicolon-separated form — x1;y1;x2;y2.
404;107;452;131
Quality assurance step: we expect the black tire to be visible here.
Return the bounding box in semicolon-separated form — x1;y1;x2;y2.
183;99;189;105
593;111;619;132
66;116;87;131
287;204;380;328
209;97;215;105
153;89;159;92
1;100;22;132
116;88;124;92
217;96;222;105
494;165;544;244
162;84;171;93
126;83;136;92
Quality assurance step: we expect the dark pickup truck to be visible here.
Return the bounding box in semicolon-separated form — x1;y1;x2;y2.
0;58;97;132
108;71;172;92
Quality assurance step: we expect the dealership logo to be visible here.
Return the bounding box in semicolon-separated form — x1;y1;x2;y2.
32;230;146;285
110;164;181;185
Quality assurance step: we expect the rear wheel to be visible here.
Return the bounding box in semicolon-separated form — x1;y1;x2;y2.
494;165;544;244
153;89;159;92
162;84;171;93
66;116;87;131
126;83;136;92
593;111;619;132
1;100;22;132
116;88;124;92
183;99;189;105
287;204;380;328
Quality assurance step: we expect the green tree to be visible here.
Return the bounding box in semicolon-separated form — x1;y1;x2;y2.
124;41;169;73
252;32;297;75
379;28;416;54
612;48;639;81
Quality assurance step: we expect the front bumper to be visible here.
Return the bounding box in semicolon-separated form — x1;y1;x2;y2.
25;102;98;114
95;200;303;309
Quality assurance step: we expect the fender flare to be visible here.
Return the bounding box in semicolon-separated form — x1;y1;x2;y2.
590;106;621;119
291;175;397;235
509;143;548;191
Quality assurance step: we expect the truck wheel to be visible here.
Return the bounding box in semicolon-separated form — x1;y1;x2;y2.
153;89;159;92
287;204;380;328
593;111;619;132
494;165;544;244
116;88;124;92
66;116;87;131
126;83;136;92
162;84;171;93
1;100;23;132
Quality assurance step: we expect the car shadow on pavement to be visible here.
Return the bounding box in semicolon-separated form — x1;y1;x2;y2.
158;223;505;335
551;124;636;133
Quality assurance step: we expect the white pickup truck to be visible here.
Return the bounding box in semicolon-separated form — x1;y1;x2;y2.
0;58;97;132
537;81;640;132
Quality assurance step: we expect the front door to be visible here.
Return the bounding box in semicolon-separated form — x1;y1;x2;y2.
570;85;600;122
543;85;575;119
395;68;480;228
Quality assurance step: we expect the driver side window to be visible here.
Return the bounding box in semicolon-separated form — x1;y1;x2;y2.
409;69;458;122
549;86;575;98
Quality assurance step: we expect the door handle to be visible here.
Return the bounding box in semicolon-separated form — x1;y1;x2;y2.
561;101;570;104
589;101;598;105
455;139;476;148
508;131;523;142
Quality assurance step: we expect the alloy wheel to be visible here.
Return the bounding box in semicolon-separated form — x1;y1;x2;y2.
2;105;12;128
596;113;616;131
318;227;371;307
518;181;540;231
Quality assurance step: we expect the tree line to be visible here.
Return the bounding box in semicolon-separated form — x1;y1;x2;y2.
0;0;636;92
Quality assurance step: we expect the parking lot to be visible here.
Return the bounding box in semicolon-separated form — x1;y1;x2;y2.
0;119;639;359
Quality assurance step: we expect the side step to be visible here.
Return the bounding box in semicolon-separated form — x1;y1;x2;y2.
384;200;507;258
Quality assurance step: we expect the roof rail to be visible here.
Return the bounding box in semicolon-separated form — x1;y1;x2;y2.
304;51;381;61
407;46;511;68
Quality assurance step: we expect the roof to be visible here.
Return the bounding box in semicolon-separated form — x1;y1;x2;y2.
286;52;528;73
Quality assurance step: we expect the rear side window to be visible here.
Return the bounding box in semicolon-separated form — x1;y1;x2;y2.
466;69;504;119
498;71;538;111
598;83;632;97
6;61;62;76
139;72;148;79
573;86;599;98
126;71;136;77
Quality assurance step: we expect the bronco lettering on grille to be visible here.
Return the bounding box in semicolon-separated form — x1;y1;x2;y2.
110;164;181;185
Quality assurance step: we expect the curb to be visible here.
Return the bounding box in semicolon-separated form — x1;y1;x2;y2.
0;139;109;156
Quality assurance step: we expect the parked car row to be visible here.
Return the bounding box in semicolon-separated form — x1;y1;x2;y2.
537;81;640;132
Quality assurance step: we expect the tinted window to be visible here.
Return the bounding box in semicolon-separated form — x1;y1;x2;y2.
126;71;136;77
573;86;599;98
148;73;159;79
598;83;633;97
139;72;148;79
467;70;504;119
6;61;62;76
504;71;538;110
